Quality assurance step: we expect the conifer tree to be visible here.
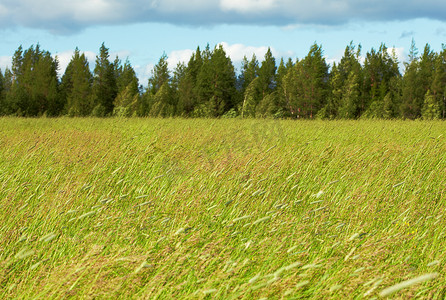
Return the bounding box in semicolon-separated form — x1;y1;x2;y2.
171;62;186;115
322;63;342;119
195;45;236;117
239;54;259;92
237;54;260;112
176;47;203;116
61;48;93;116
258;48;276;99
400;42;435;119
7;45;60;116
144;54;174;117
339;71;360;119
113;59;139;117
431;47;446;119
363;44;400;117
300;43;329;118
400;42;420;119
242;77;261;118
421;89;440;119
91;43;117;116
281;61;303;118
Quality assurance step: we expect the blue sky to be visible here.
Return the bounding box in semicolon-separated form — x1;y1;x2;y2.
1;0;446;85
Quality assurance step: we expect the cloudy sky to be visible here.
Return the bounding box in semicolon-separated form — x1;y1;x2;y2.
1;0;446;84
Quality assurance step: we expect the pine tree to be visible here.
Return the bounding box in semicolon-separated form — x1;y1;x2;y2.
143;54;174;117
363;44;400;118
430;46;446;119
177;48;203;116
400;56;420;119
400;42;435;119
7;45;60;116
258;48;276;99
195;45;236;117
61;48;93;116
242;77;261;117
339;71;360;119
300;43;329;118
421;89;440;119
113;59;139;117
237;54;259;111
322;63;342;119
148;53;170;95
171;62;186;116
281;61;303;118
91;43;117;116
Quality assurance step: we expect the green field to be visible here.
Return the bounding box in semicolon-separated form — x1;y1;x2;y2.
0;118;445;299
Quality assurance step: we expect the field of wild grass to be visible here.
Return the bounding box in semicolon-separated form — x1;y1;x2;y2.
0;118;445;299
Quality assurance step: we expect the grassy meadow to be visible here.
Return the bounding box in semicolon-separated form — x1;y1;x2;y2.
0;118;445;299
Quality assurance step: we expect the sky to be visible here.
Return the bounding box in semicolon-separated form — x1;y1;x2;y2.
1;0;446;85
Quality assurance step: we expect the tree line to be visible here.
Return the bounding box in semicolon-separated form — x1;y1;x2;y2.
0;41;445;119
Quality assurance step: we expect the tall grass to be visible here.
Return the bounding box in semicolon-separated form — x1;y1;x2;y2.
0;118;445;299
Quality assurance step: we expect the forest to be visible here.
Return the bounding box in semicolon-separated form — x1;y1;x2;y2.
0;41;445;119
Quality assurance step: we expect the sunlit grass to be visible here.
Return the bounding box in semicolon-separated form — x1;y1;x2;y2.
0;117;445;299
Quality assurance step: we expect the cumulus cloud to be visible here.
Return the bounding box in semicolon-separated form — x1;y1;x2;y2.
134;63;154;86
1;0;446;33
166;49;195;68
0;56;12;71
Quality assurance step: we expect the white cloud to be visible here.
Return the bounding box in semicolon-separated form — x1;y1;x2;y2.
166;49;195;68
134;63;154;86
1;0;446;33
219;42;273;62
220;0;277;13
0;56;12;71
387;47;406;63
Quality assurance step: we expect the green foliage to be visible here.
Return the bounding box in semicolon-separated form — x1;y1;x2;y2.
113;83;139;117
6;44;61;116
421;89;441;119
2;41;446;119
242;77;261;117
339;71;360;119
62;48;93;116
91;43;118;116
194;45;236;117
